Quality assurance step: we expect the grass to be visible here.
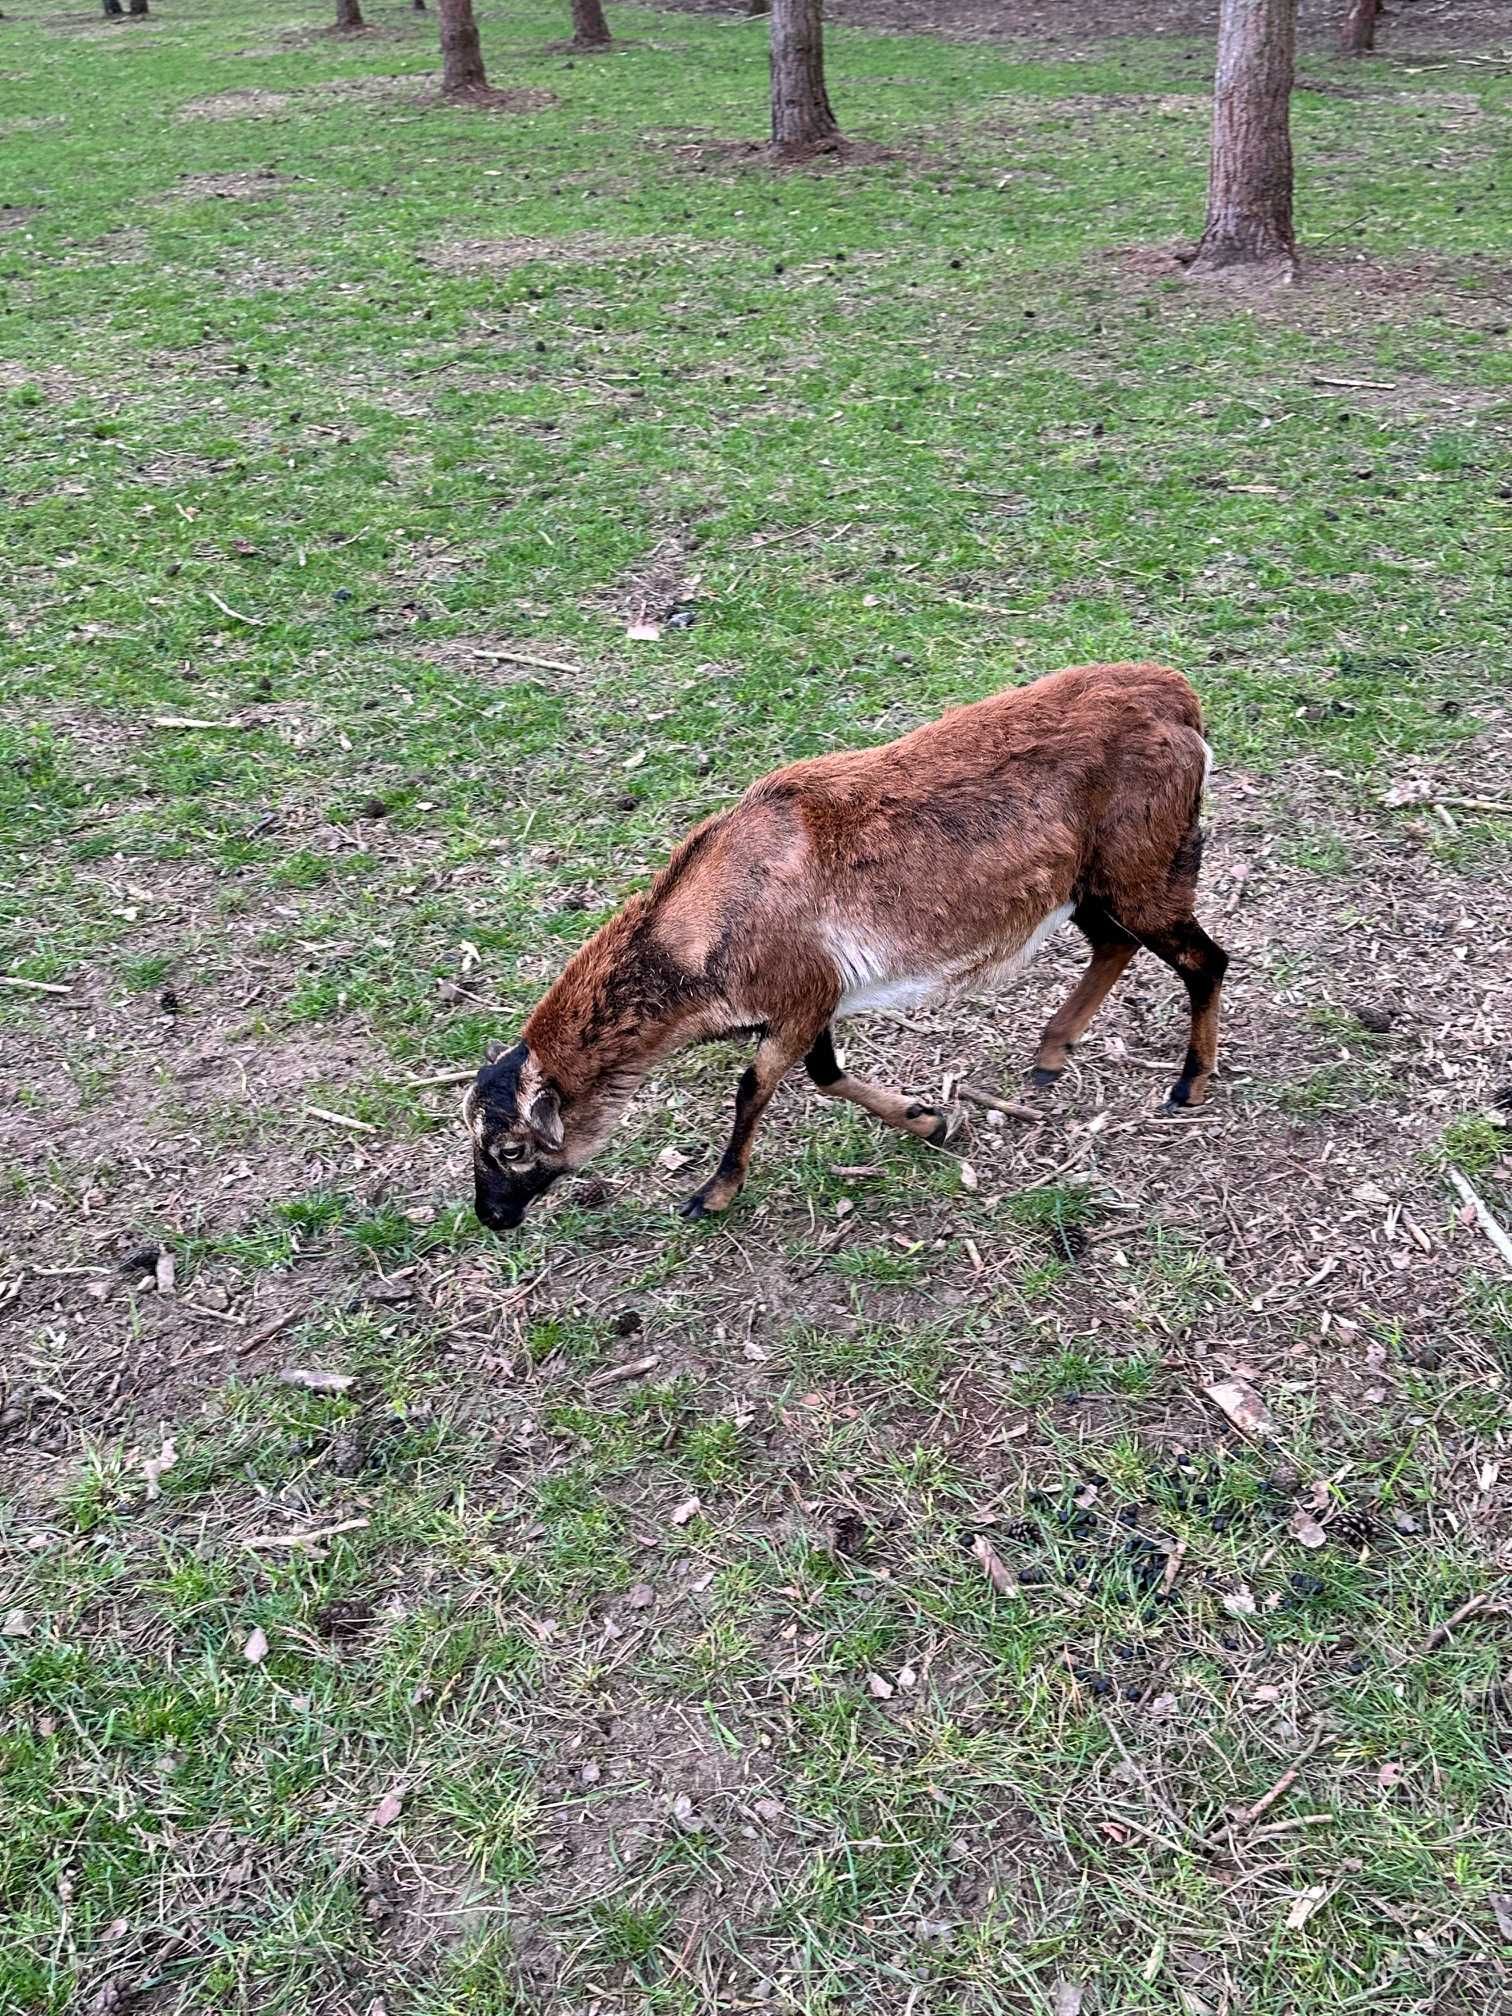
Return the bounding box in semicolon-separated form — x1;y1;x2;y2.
2;0;1510;2011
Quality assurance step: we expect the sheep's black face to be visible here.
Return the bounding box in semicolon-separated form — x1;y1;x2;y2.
464;1042;567;1234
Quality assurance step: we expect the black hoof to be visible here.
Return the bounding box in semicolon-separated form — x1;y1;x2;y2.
905;1102;949;1145
1029;1066;1063;1089
1160;1083;1209;1116
678;1193;709;1220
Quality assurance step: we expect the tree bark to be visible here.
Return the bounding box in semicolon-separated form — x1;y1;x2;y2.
1339;0;1376;54
437;0;488;94
127;0;148;14
334;0;365;29
1189;0;1297;278
570;0;612;46
769;0;841;154
101;0;124;14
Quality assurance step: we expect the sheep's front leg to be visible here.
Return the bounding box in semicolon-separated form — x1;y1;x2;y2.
803;1026;950;1142
680;1031;806;1219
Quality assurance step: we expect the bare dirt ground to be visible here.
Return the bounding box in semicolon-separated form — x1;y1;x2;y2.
7;732;1510;1513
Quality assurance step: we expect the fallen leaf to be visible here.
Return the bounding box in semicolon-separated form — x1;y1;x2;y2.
752;1796;784;1823
670;1791;702;1829
242;1625;269;1664
656;1144;691;1173
958;1159;978;1192
622;746;648;771
1289;1511;1327;1550
626;620;662;642
580;1760;601;1786
2;1608;30;1638
1205;1378;1275;1439
142;1436;178;1501
1222;1586;1258;1618
1284;1883;1328;1931
370;1788;405;1828
279;1367;355;1394
1147;1692;1178;1719
1490;1893;1512;1942
1052;1984;1087;2016
1376;1760;1406;1790
971;1532;1018;1596
669;1495;701;1527
155;1249;176;1295
624;1582;656;1610
867;1671;895;1700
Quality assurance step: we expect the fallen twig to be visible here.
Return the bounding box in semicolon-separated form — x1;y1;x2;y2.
237;1310;300;1355
1160;1539;1186;1597
470;647;581;676
586;1353;661;1388
1310;374;1397;391
1250;1812;1335;1842
206;589;268;627
1100;1713;1190;1838
1432;795;1512;818
1;974;72;994
402;1066;476;1088
1220;1729;1326;1832
182;1302;248;1328
243;1518;370;1550
745;523;820;549
304;1104;379;1135
955;1082;1043;1122
151;716;247;732
1420;1588;1509;1655
1447;1166;1512;1272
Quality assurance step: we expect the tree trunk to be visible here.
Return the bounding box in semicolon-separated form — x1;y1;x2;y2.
437;0;488;94
1189;0;1297;278
748;0;771;14
101;0;124;15
334;0;365;29
570;0;612;45
128;0;148;14
1339;0;1376;54
413;0;426;11
769;0;840;154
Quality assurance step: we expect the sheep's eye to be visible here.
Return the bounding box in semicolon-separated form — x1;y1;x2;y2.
494;1141;529;1168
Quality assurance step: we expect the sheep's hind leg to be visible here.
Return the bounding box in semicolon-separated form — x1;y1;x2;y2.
1030;900;1139;1087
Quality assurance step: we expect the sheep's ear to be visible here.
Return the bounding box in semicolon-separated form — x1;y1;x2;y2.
483;1038;509;1064
526;1083;564;1153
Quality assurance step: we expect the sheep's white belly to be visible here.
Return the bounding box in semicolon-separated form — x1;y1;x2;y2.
823;904;1073;1019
